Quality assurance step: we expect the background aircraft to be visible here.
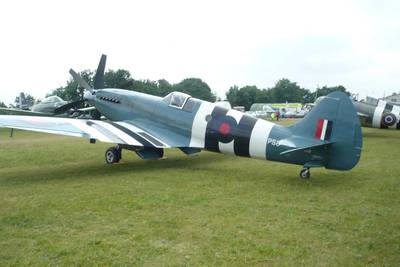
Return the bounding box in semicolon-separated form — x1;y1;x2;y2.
352;97;400;129
0;55;107;118
0;95;70;116
0;94;93;117
0;56;362;179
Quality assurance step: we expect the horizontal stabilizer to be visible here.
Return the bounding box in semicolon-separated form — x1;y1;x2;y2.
280;141;334;156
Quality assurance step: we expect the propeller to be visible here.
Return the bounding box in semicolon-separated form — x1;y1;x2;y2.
69;69;93;92
53;54;107;116
54;99;85;114
94;54;106;89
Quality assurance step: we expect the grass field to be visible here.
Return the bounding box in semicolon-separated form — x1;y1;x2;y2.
0;121;399;266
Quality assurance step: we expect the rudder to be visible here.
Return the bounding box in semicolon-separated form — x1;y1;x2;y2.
288;91;362;170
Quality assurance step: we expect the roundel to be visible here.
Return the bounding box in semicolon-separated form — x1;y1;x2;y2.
208;115;237;143
381;112;396;127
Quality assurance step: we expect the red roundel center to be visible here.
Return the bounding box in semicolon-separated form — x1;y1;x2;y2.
219;122;231;136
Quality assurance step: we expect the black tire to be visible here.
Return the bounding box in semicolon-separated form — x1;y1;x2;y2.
299;168;310;179
105;147;120;164
116;148;122;161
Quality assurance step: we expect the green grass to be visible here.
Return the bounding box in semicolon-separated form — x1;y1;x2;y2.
0;125;399;266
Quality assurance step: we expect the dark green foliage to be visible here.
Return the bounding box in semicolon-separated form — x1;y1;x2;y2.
46;67;350;109
226;85;271;110
270;78;310;103
226;79;350;110
104;69;133;89
48;70;94;102
157;79;173;95
48;70;216;102
315;85;349;98
0;102;6;108
131;80;160;95
173;78;216;102
302;85;350;103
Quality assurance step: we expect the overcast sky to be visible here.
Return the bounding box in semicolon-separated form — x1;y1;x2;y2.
0;0;399;104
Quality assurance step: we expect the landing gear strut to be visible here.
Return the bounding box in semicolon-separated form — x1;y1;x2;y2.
299;167;310;179
105;146;122;164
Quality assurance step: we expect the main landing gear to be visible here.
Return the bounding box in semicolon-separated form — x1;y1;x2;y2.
299;167;310;179
105;146;122;164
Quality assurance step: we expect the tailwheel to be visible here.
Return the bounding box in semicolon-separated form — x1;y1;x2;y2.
299;168;310;179
105;146;122;164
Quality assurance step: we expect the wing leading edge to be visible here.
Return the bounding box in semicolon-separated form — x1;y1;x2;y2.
0;115;169;148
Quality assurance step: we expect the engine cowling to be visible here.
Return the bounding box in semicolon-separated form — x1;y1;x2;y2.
381;112;397;127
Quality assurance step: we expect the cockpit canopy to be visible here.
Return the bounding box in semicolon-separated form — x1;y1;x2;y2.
41;96;64;104
163;92;191;109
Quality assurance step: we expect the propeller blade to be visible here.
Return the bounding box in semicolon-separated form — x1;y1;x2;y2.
54;100;85;114
94;54;107;89
69;69;92;92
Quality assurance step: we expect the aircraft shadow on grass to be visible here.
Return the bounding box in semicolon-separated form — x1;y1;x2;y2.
362;131;398;139
1;153;233;185
280;171;358;189
1;154;357;190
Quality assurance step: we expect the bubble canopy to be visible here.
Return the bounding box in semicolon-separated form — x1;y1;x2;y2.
163;92;191;109
41;96;64;104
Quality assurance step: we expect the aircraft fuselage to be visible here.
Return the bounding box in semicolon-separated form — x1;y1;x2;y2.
353;99;400;129
91;89;360;170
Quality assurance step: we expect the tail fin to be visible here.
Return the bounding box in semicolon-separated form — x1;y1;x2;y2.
19;92;27;109
288;91;362;170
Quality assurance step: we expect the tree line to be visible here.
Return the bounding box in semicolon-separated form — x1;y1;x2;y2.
3;68;350;111
47;69;217;104
226;79;349;110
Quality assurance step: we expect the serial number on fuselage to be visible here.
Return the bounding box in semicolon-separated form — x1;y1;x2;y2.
267;138;281;147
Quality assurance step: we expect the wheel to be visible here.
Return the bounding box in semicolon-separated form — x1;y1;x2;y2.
299;168;310;179
105;147;121;164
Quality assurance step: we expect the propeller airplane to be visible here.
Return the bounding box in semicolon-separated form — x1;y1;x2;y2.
0;55;363;179
353;97;400;129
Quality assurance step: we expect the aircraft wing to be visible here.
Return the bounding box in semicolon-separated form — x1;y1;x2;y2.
0;115;169;148
0;108;51;116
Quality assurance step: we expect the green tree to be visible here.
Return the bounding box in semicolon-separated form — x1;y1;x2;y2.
0;101;6;108
226;85;240;106
130;80;160;95
226;85;272;110
48;70;94;102
315;85;349;98
270;79;310;103
157;79;173;95
46;68;217;102
104;69;133;89
173;78;216;102
236;86;261;111
255;89;274;103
